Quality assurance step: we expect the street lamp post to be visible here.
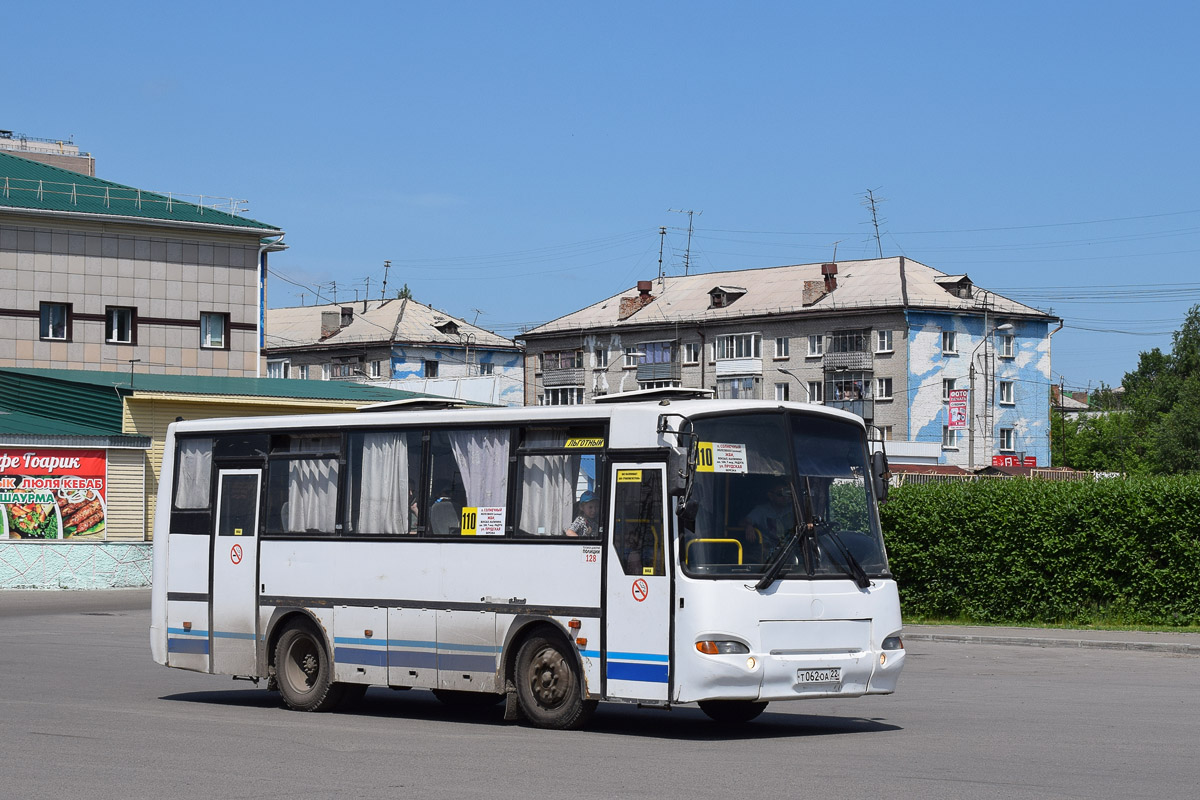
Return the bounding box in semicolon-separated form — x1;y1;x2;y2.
968;322;1013;469
777;367;809;401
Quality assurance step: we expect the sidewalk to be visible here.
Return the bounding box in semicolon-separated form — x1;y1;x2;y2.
904;623;1200;656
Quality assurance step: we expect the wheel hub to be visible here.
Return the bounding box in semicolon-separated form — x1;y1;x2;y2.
529;648;568;706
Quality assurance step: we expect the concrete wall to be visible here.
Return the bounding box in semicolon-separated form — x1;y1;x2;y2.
0;541;151;589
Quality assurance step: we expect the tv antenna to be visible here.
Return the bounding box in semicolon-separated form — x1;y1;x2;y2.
861;189;885;258
668;209;701;275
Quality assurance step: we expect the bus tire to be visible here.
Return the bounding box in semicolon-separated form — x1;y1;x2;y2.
698;699;768;723
514;633;596;730
275;624;345;712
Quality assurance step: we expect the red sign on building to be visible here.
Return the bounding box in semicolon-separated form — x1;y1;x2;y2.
1;449;108;539
991;455;1038;468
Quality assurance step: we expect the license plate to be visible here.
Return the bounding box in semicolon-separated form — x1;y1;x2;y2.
797;667;841;684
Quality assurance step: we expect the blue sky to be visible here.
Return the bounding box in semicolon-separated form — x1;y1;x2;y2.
8;1;1199;390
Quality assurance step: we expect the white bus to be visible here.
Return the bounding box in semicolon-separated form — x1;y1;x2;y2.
150;393;904;729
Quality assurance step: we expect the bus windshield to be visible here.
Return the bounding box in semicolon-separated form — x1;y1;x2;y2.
682;411;890;580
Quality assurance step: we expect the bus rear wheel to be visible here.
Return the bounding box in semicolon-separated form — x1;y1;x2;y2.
515;633;596;730
698;699;768;724
275;624;345;712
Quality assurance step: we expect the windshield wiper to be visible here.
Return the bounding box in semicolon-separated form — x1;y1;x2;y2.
816;525;871;589
753;478;814;592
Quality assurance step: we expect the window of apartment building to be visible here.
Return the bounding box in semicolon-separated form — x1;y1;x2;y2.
105;306;136;345
943;377;956;401
593;348;609;368
39;302;71;341
999;427;1015;451
479;362;494;375
543;387;584;405
715;333;761;360
716;376;758;399
942;426;959;449
321;364;331;381
425;360;439;378
807;381;824;403
941;330;958;355
774;382;789;401
999;333;1015;358
880;425;894;441
875;377;893;400
623;346;641;368
296;365;310;380
876;329;893;353
639;380;680;390
267;359;290;379
807;334;824;357
829;329;868;353
774;337;790;359
545;350;583;370
999;380;1015;405
370;360;383;378
642;341;674;364
682;342;700;365
830;371;869;401
331;363;355;379
200;312;228;350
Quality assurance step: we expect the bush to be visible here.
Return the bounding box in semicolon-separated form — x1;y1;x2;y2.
879;476;1200;626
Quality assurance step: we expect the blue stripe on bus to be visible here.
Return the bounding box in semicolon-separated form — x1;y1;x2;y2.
213;630;257;640
607;650;669;662
167;627;208;637
438;653;497;673
168;637;210;654
387;639;437;649
335;646;388;667
607;661;669;684
388;649;438;669
579;649;601;659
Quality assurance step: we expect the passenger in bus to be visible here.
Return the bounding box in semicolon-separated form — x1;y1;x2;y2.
741;477;796;558
564;490;599;537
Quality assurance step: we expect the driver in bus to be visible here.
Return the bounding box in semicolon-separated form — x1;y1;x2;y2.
741;477;796;559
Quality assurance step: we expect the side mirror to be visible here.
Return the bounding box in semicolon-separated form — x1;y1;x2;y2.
677;496;698;533
871;450;891;504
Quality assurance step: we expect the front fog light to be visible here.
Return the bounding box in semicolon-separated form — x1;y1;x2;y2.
746;656;757;670
696;640;750;655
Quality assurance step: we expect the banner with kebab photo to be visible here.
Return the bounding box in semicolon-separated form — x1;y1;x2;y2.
1;449;107;540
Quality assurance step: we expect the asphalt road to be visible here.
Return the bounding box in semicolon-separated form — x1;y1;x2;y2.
1;589;1197;800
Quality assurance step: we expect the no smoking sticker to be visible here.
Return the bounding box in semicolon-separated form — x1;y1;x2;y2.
230;544;243;564
632;578;649;602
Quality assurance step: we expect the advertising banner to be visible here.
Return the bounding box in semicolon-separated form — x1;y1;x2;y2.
1;449;108;539
992;455;1038;467
948;389;969;430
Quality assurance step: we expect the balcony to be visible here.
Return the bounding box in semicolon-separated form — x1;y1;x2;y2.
825;398;875;421
543;367;585;387
636;361;681;383
823;350;874;371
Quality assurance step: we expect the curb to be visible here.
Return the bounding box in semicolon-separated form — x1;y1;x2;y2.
904;631;1200;656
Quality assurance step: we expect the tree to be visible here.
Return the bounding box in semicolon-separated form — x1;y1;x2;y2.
1122;304;1200;474
397;283;413;300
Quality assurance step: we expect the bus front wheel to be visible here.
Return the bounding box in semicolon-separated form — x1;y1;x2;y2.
275;624;345;712
514;633;596;730
698;699;768;723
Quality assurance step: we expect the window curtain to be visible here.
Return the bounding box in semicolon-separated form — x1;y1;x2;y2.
519;455;576;535
354;432;409;534
285;436;340;533
174;438;212;509
448;429;509;507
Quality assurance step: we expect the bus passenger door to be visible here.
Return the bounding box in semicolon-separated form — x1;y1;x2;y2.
210;469;261;676
604;463;670;702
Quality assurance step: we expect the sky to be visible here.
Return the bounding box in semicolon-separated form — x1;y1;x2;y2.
7;1;1199;390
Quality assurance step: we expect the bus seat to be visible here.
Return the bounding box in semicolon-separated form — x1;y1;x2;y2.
429;499;459;535
685;538;743;566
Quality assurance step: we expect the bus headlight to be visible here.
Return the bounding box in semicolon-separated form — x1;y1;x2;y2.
696;640;750;655
882;635;904;651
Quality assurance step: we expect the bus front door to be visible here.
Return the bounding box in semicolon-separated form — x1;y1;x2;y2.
210;469;261;675
604;463;670;702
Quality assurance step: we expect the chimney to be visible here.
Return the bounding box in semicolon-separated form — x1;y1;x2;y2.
802;280;828;306
619;281;657;320
821;263;838;292
341;306;354;327
321;311;341;338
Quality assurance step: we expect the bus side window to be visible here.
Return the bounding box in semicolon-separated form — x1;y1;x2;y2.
428;428;510;537
613;471;664;576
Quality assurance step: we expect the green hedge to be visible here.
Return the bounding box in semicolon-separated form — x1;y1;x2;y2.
879;476;1200;626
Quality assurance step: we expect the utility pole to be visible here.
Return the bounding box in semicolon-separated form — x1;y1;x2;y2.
381;260;391;301
657;226;666;285
862;189;885;258
668;209;701;275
